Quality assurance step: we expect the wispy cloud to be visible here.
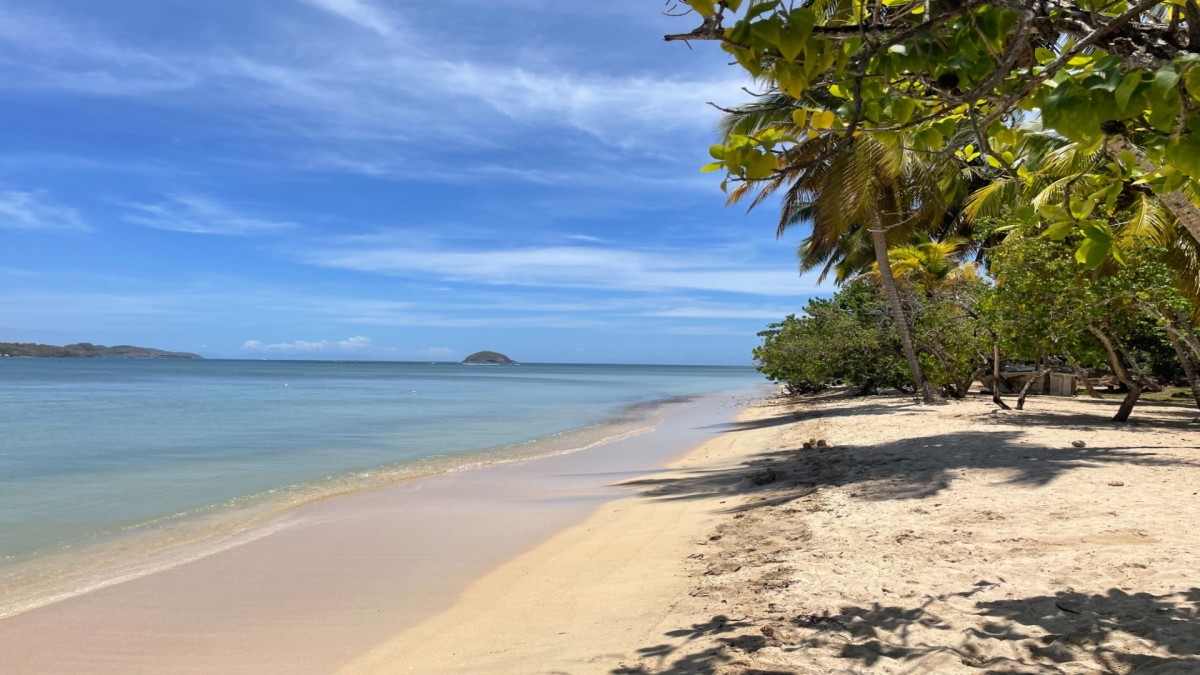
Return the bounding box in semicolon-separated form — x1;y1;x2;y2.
296;0;400;35
0;7;196;95
0;191;89;231
0;4;743;153
297;242;817;297
123;195;295;235
640;306;797;320
243;335;372;353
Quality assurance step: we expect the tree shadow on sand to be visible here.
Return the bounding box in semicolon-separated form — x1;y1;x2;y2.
792;585;1200;673
620;427;1196;509
617;585;1200;674
611;615;791;675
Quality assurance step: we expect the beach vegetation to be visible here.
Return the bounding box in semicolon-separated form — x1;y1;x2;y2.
669;0;1200;420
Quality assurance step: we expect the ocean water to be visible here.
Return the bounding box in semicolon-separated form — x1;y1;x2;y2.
0;359;760;569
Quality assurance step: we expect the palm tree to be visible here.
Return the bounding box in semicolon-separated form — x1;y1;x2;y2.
881;239;979;290
721;99;957;403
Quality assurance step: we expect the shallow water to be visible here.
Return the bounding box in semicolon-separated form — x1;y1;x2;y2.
0;359;760;566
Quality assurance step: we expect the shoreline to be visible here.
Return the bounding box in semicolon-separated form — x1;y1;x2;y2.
0;391;710;621
0;386;764;674
342;390;1200;674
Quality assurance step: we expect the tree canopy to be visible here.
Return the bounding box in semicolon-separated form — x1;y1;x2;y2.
668;0;1200;263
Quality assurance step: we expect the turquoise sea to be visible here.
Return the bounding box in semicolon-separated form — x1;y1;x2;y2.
0;359;761;570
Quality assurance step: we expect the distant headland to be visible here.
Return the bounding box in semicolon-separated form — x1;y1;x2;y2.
0;342;204;359
461;351;517;365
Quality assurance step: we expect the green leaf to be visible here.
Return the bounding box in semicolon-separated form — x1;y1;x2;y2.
1034;47;1055;64
1037;203;1069;223
744;1;780;20
687;0;718;18
1153;67;1180;94
743;151;778;179
1113;71;1143;113
890;97;915;124
1165;135;1200;178
791;108;809;128
708;144;726;160
1069;197;1098;219
1186;65;1200;102
701;162;725;173
777;9;815;61
1043;219;1074;240
1075;222;1112;268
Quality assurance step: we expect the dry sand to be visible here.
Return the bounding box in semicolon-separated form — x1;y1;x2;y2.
345;391;1200;675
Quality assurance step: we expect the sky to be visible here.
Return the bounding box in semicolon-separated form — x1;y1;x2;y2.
0;0;826;365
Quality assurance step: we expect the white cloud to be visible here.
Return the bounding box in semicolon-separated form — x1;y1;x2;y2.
296;0;400;35
242;335;372;353
0;5;745;154
0;8;196;95
298;243;819;297
0;191;89;231
123;195;295;235
640;307;796;320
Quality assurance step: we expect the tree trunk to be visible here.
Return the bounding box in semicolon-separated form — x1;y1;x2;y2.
869;213;946;405
960;366;988;400
1105;134;1200;248
1088;324;1143;422
1164;324;1200;410
991;342;1011;409
1016;368;1051;410
1064;351;1102;399
1175;311;1200;360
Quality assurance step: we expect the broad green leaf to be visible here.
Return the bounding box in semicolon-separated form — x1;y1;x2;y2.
1114;71;1143;113
743;151;778;179
1075;222;1112;268
1069;197;1098;219
1154;66;1180;94
744;1;780;20
791;108;809;128
1043;219;1074;240
701;162;724;173
686;0;717;18
890;97;915;124
1165;135;1200;178
1186;64;1200;102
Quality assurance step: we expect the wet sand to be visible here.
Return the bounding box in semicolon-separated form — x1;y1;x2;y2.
0;389;759;674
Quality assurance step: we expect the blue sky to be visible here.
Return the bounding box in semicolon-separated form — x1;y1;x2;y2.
0;0;824;365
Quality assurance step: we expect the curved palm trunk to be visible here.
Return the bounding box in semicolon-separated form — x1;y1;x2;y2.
869;212;946;405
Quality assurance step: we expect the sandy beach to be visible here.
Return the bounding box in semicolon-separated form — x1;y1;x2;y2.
345;391;1200;674
3;389;1198;674
0;390;756;674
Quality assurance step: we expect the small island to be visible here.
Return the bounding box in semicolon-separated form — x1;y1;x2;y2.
461;350;517;365
0;342;204;359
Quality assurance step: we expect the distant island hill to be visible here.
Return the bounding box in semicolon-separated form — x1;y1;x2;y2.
461;351;517;364
0;342;204;359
